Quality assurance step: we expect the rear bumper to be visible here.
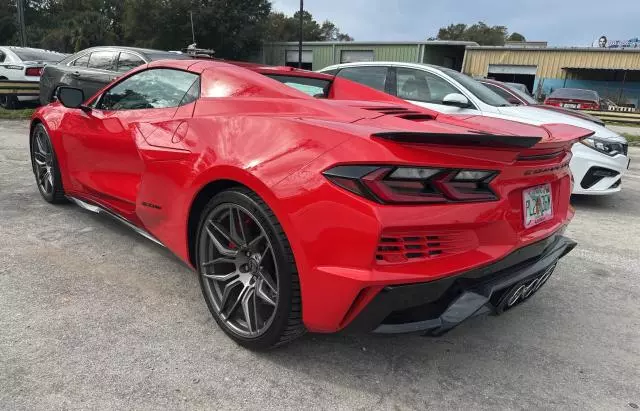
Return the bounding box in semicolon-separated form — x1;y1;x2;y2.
342;233;576;335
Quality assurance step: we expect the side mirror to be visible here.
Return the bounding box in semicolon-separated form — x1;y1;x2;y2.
57;87;87;110
442;93;470;108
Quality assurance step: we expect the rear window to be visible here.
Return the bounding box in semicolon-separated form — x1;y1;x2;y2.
549;88;599;101
12;49;65;62
505;84;538;104
264;74;331;97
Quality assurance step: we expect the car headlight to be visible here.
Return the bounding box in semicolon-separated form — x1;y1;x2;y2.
580;137;627;157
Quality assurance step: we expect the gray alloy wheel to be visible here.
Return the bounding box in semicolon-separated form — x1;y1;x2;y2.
30;123;66;203
196;188;305;349
199;203;279;338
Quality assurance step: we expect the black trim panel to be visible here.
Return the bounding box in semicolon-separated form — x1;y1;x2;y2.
343;232;576;335
372;132;542;149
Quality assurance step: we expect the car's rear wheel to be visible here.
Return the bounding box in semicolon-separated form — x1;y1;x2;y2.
30;123;66;203
0;95;18;109
195;188;304;349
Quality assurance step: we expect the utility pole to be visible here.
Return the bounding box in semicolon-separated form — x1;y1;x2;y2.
298;0;303;68
16;0;27;47
190;11;196;46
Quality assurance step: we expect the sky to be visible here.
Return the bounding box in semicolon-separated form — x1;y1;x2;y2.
271;0;640;46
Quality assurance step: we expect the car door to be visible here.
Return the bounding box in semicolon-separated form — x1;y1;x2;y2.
59;68;200;220
392;67;477;115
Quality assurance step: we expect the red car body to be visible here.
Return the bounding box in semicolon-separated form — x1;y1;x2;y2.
544;88;601;111
479;79;605;126
31;60;590;347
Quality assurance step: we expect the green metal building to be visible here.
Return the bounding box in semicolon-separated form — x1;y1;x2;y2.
260;40;476;72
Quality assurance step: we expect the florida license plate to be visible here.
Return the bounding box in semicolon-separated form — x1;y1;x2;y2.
523;184;553;228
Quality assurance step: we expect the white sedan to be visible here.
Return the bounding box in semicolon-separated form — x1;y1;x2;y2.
319;62;629;195
0;46;67;109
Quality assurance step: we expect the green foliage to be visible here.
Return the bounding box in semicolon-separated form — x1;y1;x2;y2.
0;107;35;119
437;21;524;46
507;32;526;42
0;1;351;58
263;10;352;42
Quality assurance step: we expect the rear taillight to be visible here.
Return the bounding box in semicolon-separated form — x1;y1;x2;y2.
323;165;498;204
544;99;561;107
25;67;43;76
580;102;598;110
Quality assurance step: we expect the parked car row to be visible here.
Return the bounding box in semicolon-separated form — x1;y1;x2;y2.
318;62;629;196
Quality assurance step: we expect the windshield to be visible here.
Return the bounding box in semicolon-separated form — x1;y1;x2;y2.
12;49;65;62
549;88;598;101
505;84;537;104
441;68;511;107
264;74;331;98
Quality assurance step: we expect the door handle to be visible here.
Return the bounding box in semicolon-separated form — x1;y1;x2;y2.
71;71;81;77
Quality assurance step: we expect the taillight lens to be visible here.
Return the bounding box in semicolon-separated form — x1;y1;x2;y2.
323;165;498;204
580;102;598;110
25;67;43;76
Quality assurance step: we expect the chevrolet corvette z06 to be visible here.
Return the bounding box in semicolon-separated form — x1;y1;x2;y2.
30;60;590;349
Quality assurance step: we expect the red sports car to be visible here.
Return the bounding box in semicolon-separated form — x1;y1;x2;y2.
31;60;589;349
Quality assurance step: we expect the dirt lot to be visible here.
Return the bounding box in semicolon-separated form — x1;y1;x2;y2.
1;120;639;410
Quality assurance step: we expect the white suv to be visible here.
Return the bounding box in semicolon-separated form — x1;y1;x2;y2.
0;47;67;108
319;62;630;195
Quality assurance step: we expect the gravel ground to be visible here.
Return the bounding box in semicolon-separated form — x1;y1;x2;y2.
1;120;639;410
610;124;640;137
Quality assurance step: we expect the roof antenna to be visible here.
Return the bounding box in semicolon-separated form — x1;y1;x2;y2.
190;11;197;49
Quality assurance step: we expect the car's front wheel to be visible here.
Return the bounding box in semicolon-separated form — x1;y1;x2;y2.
195;188;305;349
30;123;66;203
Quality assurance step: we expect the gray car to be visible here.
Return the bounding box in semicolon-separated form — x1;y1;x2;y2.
39;46;189;105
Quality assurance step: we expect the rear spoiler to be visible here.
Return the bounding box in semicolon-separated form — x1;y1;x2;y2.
372;132;542;149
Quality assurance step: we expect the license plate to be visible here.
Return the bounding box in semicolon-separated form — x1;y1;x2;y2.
523;184;553;228
562;103;579;109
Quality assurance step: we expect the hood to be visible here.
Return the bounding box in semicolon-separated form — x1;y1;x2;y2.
495;106;625;142
531;104;605;126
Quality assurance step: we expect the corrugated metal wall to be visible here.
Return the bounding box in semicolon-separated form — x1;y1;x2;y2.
463;48;640;79
262;43;421;70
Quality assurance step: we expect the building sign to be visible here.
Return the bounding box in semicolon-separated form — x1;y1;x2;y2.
595;35;640;49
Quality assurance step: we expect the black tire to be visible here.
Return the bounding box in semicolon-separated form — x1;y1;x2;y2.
30;123;67;203
195;188;305;349
0;94;18;109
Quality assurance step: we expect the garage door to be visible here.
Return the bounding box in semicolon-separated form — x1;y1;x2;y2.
285;50;313;70
286;50;313;64
488;65;537;75
340;50;374;63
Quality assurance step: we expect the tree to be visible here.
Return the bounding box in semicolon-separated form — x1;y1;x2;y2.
0;0;350;58
507;32;526;42
263;10;352;42
0;0;17;45
319;20;353;42
436;21;519;46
